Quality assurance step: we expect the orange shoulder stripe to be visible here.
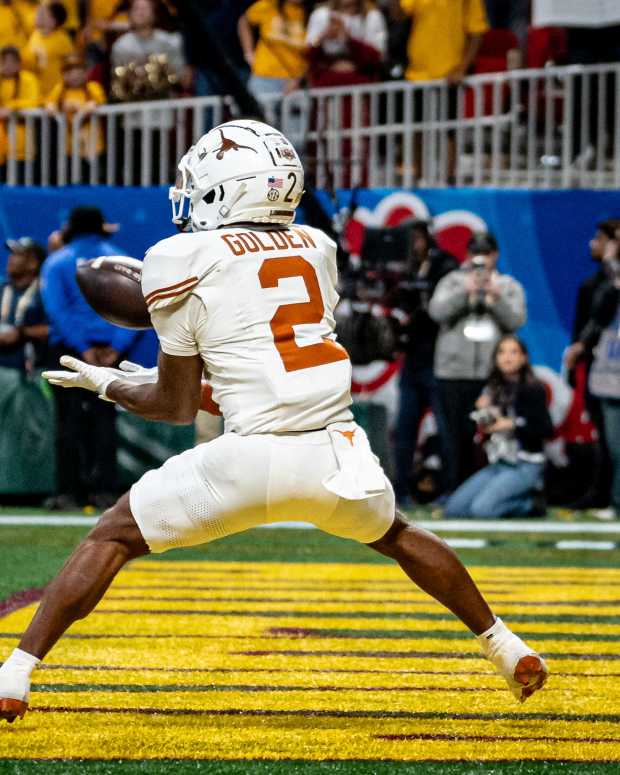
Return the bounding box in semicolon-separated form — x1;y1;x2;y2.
144;276;199;304
146;281;200;308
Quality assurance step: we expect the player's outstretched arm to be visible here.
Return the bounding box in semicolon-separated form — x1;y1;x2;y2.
106;349;203;424
43;349;203;424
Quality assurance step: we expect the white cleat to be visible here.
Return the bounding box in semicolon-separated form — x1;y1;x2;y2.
477;617;548;703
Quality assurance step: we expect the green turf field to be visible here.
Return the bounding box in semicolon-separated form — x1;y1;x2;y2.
1;509;620;774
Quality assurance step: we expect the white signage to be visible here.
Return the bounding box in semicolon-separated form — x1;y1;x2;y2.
533;0;620;27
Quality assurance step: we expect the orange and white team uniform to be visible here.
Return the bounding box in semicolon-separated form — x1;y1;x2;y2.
131;222;394;552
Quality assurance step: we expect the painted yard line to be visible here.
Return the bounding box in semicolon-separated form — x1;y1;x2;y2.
263;627;620;642
88;609;620;622
406;520;620;535
111;581;620;589
0;515;98;526
41;664;620;677
101;594;620;605
4;630;620;643
30;682;504;693
375;733;620;744
38;664;491;674
231;649;620;660
3;515;620;535
446;538;487;548
557;541;617;551
27;706;620;722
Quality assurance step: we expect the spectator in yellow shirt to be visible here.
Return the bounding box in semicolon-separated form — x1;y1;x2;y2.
80;0;130;60
12;0;38;39
0;46;40;174
239;0;310;99
401;0;488;82
14;0;81;36
22;2;74;99
46;54;106;179
399;0;488;182
61;0;80;33
0;1;28;52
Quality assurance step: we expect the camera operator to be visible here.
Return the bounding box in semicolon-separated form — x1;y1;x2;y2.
444;334;553;519
428;232;526;495
388;220;457;508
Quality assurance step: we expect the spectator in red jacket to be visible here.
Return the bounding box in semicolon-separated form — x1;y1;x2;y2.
305;0;387;88
305;0;387;185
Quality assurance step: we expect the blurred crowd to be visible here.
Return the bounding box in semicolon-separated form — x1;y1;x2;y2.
0;0;619;179
334;215;620;520
0;205;149;511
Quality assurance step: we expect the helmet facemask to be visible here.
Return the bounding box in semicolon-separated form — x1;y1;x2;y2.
169;152;201;231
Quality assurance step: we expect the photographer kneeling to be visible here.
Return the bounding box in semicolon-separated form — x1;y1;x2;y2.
444;335;553;519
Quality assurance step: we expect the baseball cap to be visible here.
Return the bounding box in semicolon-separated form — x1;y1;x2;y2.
5;237;46;264
63;206;119;242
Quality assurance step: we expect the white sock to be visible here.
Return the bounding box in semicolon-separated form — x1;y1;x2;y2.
0;649;40;703
477;616;505;654
477;617;523;662
1;649;40;676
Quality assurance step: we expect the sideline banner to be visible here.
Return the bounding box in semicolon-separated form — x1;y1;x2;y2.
1;186;620;371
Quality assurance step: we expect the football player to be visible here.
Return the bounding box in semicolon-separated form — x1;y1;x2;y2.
0;120;547;723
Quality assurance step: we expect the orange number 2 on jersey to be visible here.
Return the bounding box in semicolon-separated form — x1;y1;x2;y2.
258;255;349;372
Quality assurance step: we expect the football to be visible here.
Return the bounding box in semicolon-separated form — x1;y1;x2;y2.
76;256;152;330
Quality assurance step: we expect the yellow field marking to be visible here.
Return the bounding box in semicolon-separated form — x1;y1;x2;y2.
1;562;620;761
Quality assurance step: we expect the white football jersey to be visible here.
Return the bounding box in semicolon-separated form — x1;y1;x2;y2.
141;224;354;435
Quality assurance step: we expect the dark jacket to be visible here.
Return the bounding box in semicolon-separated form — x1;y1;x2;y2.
488;380;554;455
578;277;620;353
572;266;609;344
0;279;47;371
513;382;554;454
392;249;458;368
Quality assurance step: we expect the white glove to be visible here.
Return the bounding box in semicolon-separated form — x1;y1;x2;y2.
42;355;120;400
115;360;158;384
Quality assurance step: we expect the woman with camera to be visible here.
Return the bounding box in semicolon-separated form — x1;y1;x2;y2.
443;334;553;519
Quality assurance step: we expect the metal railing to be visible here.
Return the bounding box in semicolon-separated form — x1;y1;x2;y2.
1;62;619;189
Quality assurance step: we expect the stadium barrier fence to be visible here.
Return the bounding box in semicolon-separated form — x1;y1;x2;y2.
1;63;618;190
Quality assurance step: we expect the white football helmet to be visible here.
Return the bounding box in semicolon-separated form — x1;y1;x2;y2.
169;119;304;232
